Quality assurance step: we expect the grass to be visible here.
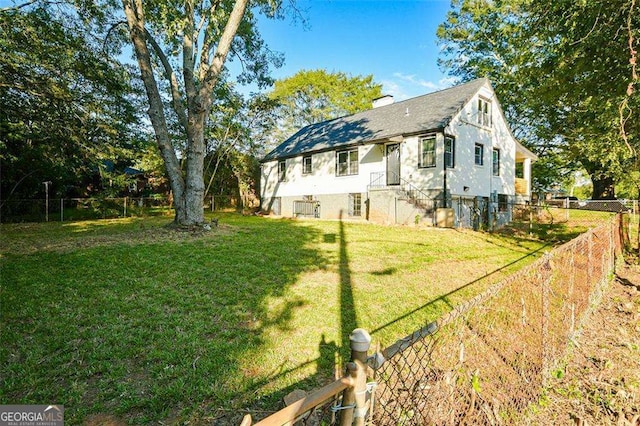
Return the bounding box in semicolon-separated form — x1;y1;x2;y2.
0;210;614;424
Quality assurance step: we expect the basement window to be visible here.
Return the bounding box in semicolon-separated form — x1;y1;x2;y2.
349;193;362;217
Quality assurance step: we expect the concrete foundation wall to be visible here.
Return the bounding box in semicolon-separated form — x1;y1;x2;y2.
368;188;436;225
273;193;367;220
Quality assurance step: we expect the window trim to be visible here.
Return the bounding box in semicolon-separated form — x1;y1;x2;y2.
474;143;484;166
492;148;500;176
302;155;312;175
278;160;286;182
444;136;455;169
419;134;437;168
336;148;359;177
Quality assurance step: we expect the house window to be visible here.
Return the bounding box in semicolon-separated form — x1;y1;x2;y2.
474;143;484;166
492;148;500;176
498;194;509;212
349;193;362;217
302;155;312;175
445;136;455;169
419;135;436;168
336;148;358;176
478;97;492;127
278;160;286;182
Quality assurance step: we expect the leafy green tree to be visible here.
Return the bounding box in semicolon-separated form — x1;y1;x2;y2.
204;87;278;210
437;0;639;199
269;69;383;143
0;7;140;204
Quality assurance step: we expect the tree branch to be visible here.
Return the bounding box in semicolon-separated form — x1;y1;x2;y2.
198;0;221;83
121;0;185;198
183;0;197;109
619;0;637;153
0;0;38;11
144;28;188;131
103;20;127;58
199;0;249;112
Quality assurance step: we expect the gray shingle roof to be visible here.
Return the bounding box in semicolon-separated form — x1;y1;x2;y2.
262;78;490;162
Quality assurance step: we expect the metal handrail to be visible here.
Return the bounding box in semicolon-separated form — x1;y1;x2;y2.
369;171;437;211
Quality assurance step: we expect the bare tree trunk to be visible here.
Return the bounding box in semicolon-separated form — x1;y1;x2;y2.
122;0;187;224
184;114;207;225
121;0;249;226
590;174;616;200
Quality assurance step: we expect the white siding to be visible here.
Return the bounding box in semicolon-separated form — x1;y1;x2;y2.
261;82;521;217
261;144;382;202
442;85;516;198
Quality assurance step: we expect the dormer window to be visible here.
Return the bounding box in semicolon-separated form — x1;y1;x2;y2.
478;97;492;127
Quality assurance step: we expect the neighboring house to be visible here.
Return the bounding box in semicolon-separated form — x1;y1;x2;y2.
123;166;148;194
260;78;537;228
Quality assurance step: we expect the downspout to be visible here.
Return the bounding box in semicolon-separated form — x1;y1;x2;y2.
442;132;448;209
443;158;447;208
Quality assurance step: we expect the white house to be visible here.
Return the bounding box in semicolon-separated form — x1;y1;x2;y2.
260;78;537;228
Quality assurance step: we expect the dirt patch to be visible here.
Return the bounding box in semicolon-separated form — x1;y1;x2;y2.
529;261;640;425
2;223;236;256
83;414;127;425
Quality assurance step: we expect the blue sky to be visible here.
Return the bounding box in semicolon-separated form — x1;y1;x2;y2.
248;0;457;100
1;0;456;100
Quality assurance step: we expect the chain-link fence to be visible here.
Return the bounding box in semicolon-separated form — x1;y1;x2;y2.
545;198;635;213
0;195;240;223
371;215;620;425
242;214;623;425
451;197;635;231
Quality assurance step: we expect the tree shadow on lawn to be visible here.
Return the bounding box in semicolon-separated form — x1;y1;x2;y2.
369;244;550;338
0;216;334;425
215;213;358;424
496;220;589;245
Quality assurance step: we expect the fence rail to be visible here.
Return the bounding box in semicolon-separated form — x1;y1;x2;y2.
0;195;239;223
243;214;623;425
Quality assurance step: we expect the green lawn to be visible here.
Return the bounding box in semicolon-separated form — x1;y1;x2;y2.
0;211;613;424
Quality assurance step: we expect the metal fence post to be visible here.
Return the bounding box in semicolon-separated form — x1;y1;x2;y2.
339;329;371;426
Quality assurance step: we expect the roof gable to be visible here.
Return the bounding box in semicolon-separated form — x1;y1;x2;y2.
263;78;490;161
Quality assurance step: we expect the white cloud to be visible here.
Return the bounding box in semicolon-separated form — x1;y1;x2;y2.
438;76;460;87
380;73;460;101
393;73;439;90
380;79;410;101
